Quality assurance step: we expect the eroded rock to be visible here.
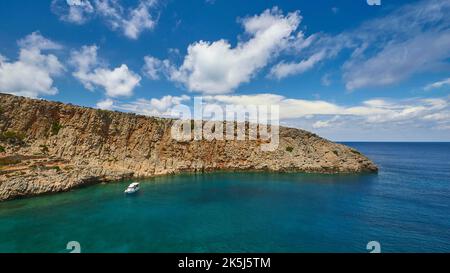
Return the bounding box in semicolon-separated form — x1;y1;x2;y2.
0;93;377;201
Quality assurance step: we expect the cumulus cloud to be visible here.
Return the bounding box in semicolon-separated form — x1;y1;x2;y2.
151;7;301;94
99;94;190;116
202;93;342;119
91;91;450;140
142;55;169;80
51;0;95;24
96;98;114;109
202;93;450;128
94;91;450;142
0;32;64;98
51;0;158;39
95;0;157;39
70;45;141;97
18;32;63;51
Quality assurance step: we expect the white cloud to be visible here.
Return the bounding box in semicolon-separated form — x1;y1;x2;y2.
269;0;450;90
51;0;95;24
0;32;64;98
424;77;450;91
269;51;325;79
147;94;190;112
91;92;450;140
209;93;450;141
142;55;166;80
70;45;141;97
96;98;114;109
202;93;450;127
96;0;157;39
342;0;450;91
313;116;339;129
52;0;158;39
423;112;450;121
124;0;158;39
344;30;450;90
203;93;343;119
101;95;190;117
159;7;301;94
18;32;63;51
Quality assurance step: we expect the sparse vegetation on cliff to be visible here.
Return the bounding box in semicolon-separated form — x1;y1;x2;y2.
50;166;61;172
97;109;112;123
0;131;25;145
50;122;63;136
0;93;378;201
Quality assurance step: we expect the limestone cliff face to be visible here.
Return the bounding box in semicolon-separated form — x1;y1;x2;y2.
0;93;377;201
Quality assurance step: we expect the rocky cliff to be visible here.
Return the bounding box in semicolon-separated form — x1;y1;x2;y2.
0;93;377;201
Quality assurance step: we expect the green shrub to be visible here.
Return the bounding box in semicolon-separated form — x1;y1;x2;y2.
98;109;112;122
50;122;63;136
3;131;24;140
0;131;25;144
51;166;61;172
286;146;294;152
0;145;5;153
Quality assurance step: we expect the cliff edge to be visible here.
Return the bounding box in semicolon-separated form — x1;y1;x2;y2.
0;93;377;201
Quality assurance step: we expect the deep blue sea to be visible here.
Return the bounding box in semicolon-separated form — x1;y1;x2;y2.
0;143;449;253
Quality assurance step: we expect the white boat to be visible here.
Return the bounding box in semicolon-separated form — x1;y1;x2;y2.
124;182;140;194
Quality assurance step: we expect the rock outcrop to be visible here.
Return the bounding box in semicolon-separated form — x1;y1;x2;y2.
0;93;377;201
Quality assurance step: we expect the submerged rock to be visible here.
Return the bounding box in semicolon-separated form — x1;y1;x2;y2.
0;93;377;201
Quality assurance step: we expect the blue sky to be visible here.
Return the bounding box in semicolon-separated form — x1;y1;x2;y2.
1;0;450;141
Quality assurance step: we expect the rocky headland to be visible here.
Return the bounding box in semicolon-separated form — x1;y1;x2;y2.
0;93;377;201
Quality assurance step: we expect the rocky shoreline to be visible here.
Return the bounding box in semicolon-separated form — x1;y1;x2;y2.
0;93;377;201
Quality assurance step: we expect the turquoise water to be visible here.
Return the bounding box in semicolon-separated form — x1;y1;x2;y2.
0;143;449;253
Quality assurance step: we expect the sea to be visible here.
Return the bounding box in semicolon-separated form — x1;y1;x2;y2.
0;142;449;253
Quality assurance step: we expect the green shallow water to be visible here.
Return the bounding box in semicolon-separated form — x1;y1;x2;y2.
0;172;375;253
0;143;450;253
